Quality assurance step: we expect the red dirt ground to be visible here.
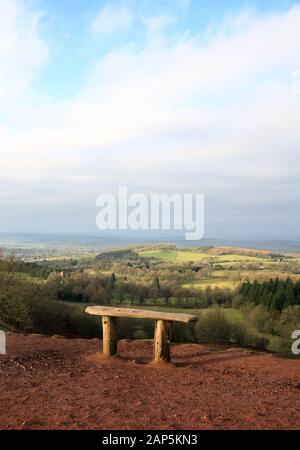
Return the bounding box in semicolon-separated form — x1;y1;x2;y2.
0;333;299;430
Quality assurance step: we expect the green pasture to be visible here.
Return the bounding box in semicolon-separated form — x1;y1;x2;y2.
182;279;237;290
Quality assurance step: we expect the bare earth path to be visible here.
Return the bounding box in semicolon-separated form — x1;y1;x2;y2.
0;334;299;430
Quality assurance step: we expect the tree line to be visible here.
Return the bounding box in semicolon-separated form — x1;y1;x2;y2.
47;271;233;308
239;278;300;311
0;255;52;279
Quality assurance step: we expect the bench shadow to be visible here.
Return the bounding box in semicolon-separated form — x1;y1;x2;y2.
117;354;152;365
173;351;259;368
114;349;260;368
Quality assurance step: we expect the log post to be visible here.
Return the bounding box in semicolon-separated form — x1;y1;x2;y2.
153;320;172;363
102;316;118;357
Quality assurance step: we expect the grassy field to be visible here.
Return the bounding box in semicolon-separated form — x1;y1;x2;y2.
213;254;268;262
139;248;275;266
12;272;46;285
182;279;237;290
138;249;208;262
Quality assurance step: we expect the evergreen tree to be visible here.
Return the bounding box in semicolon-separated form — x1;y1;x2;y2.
152;276;161;290
110;273;116;290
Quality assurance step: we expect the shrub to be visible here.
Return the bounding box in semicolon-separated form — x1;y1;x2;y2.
277;306;300;338
0;273;43;332
230;323;249;346
270;337;293;355
118;318;154;340
232;295;244;309
195;309;269;351
247;305;280;334
32;300;101;338
172;321;196;343
195;309;231;345
245;334;269;350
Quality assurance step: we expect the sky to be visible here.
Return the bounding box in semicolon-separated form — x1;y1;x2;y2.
1;0;300;239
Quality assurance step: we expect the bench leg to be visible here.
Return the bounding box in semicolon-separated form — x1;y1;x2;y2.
154;320;172;363
102;316;118;357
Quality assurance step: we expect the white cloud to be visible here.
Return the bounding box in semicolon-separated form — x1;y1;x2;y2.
1;5;300;234
91;4;133;35
0;0;48;98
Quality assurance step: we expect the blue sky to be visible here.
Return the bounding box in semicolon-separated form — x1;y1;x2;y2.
1;0;300;239
36;0;297;97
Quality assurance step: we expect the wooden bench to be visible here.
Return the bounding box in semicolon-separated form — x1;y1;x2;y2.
85;306;198;363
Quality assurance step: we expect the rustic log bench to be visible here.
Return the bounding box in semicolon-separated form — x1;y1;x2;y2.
85;306;198;363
